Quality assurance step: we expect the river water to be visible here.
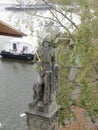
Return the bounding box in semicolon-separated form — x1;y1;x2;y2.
0;36;38;130
0;1;38;129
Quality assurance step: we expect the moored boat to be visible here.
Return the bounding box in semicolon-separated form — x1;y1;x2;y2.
0;37;36;61
5;4;53;11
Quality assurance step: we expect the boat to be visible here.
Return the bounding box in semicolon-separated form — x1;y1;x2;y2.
0;37;36;61
5;4;53;11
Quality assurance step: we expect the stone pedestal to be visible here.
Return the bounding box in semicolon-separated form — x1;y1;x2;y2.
26;105;60;130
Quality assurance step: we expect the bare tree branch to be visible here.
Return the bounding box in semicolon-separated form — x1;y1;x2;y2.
27;11;57;22
42;0;79;29
49;9;75;40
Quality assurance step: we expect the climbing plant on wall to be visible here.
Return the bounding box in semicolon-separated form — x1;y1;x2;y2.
55;0;98;125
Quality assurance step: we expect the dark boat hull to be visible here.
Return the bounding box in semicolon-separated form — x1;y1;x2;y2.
5;5;52;11
0;51;34;61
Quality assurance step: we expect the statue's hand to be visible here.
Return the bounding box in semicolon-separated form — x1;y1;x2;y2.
37;61;42;66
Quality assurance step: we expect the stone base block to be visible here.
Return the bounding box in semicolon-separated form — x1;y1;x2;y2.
26;105;60;130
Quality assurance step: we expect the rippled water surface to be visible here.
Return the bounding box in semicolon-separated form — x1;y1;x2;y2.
0;36;37;130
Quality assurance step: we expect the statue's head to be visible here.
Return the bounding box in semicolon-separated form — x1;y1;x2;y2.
42;37;51;47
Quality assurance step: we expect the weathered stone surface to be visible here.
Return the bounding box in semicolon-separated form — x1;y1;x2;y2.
26;105;60;130
26;39;60;130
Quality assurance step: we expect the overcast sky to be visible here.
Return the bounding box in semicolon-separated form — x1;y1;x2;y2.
0;0;17;4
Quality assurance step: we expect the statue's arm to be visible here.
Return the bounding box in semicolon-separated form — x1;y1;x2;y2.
33;49;41;63
51;48;55;62
33;52;37;63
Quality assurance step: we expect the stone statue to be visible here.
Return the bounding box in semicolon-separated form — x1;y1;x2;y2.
26;36;60;130
32;37;55;106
